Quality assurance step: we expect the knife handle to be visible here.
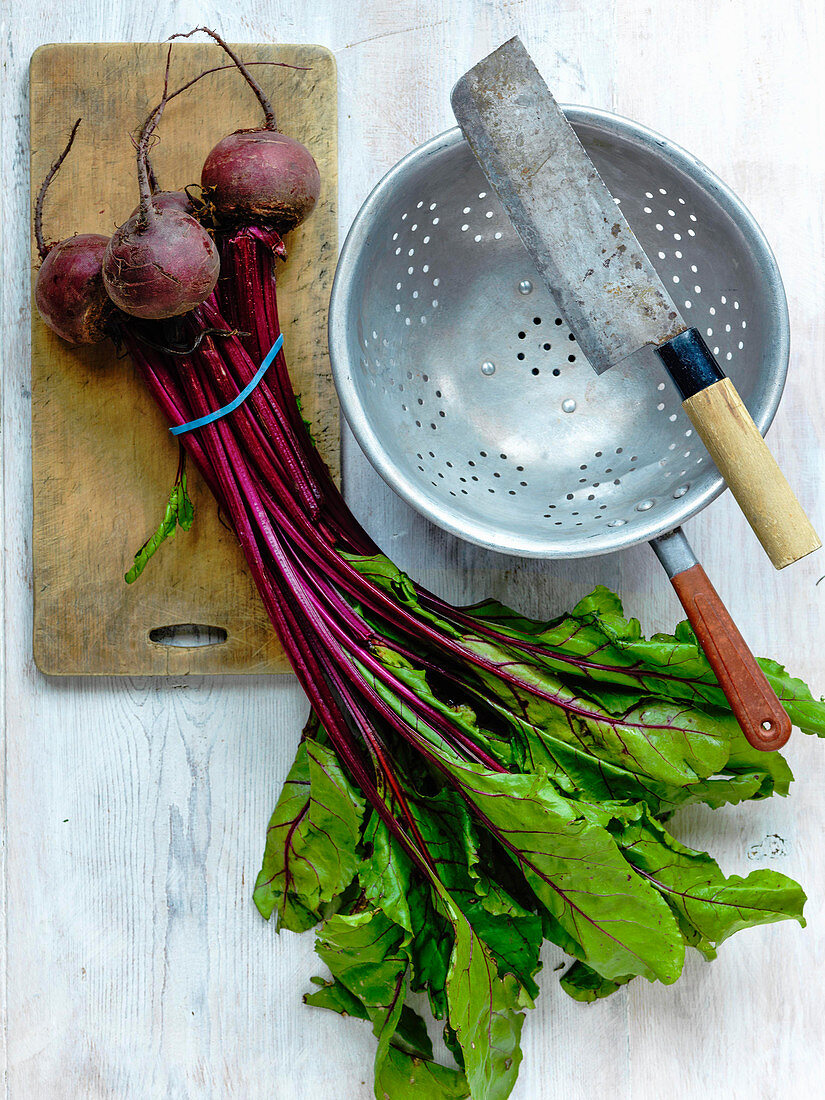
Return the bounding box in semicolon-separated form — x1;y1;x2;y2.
668;562;791;751
656;328;820;570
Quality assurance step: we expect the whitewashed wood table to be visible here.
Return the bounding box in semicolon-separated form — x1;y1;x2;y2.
2;2;823;1097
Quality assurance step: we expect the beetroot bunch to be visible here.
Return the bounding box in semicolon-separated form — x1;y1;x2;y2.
34;28;320;342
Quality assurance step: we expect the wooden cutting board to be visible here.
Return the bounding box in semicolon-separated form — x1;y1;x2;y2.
30;42;338;675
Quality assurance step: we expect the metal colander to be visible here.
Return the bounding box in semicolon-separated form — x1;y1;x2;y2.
329;109;789;559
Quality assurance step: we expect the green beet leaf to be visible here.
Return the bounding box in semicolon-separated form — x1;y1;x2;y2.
464;587;825;741
725;726;794;796
376;1044;470;1100
559;960;634;1002
359;811;415;933
464;644;730;788
357;811;453;1018
758;657;825;737
315;909;411;1094
434;882;526;1100
442;1022;465;1071
433;758;684;985
461;680;759;816
465;586;727;713
407;789;543;1001
406;876;454;1020
304;975;367;1018
305;978;470;1099
253;734;365;930
601;803;807;945
392;1004;435;1059
305;977;430;1055
125;459;194;584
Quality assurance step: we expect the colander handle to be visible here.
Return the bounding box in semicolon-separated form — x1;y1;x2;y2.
656;328;820;570
667;562;791;752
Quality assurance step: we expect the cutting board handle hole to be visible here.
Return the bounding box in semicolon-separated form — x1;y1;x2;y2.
149;624;228;648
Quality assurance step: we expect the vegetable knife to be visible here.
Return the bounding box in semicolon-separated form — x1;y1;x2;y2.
451;36;819;570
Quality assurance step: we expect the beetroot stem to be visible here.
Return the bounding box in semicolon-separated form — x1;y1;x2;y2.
178;344;507;776
172;26;278;130
215;231;376;553
194;295;325;512
163;59;307;105
174;341;432;871
135;44;173;222
34;118;82;260
188;321;324;522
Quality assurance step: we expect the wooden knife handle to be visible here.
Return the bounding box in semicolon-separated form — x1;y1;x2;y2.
683;377;820;569
670;563;791;751
656;328;820;570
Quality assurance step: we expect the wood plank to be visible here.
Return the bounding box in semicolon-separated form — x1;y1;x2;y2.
30;42;339;675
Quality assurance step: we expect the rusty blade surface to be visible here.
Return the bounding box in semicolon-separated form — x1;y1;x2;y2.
451;37;686;374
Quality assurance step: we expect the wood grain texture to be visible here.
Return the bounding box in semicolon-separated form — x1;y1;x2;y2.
30;42;339;675
1;2;823;1099
684;377;821;568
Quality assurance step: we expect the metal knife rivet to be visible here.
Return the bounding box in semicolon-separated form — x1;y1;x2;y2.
561;398;577;413
607;519;626;527
518;279;533;294
673;485;689;498
636;499;655;511
481;360;496;376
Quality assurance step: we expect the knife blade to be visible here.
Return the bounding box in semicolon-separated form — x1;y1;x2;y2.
451;36;819;570
451;36;685;374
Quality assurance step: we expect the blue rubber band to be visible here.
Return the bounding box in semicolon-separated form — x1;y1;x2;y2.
170;334;284;436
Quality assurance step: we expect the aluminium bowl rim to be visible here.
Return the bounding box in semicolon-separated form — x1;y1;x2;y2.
328;109;791;559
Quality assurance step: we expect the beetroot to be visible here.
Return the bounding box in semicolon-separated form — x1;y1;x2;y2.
102;49;220;321
202;130;319;231
103;205;219;320
33;120;113;345
179;28;320;232
36;234;112;345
